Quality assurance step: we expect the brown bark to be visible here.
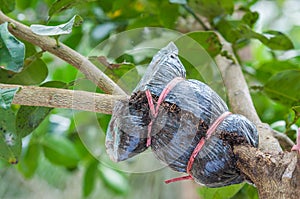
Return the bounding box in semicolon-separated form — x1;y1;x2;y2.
0;83;126;114
215;36;300;198
234;146;300;199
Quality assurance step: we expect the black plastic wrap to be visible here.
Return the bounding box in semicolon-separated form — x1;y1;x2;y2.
106;42;259;187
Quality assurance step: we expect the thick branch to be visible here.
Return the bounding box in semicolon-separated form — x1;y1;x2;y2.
215;36;282;153
0;11;126;96
234;146;300;199
215;35;299;198
0;84;127;114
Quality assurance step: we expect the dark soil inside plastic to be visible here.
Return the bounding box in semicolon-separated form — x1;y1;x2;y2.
128;90;208;139
219;131;248;147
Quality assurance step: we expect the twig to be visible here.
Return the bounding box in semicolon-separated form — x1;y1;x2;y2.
0;83;127;114
182;5;209;31
273;130;295;150
0;11;126;96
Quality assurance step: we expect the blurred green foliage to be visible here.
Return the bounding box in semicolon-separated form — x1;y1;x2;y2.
0;0;300;198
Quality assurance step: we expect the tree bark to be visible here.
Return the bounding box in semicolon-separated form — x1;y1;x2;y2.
0;83;126;114
215;37;300;198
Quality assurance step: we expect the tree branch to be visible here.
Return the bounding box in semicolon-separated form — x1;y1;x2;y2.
215;35;282;152
234;146;300;199
0;11;126;96
215;34;300;198
0;83;127;114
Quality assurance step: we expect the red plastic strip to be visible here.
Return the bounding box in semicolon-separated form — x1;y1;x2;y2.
165;111;232;184
145;77;184;147
164;175;193;184
186;111;232;176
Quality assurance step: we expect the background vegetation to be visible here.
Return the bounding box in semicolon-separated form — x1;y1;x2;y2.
0;0;299;198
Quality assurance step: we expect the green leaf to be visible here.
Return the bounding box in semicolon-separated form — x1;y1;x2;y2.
198;183;244;199
0;108;21;164
18;142;41;178
231;184;258;199
41;134;80;168
255;60;299;83
215;19;294;50
186;31;222;57
261;31;294;50
158;2;179;28
98;166;129;195
170;0;187;4
0;58;48;85
190;0;234;20
242;11;259;27
48;0;94;18
0;0;15;13
83;160;98;197
263;69;300;106
0;22;25;72
0;87;19;110
16;106;52;138
30;15;83;36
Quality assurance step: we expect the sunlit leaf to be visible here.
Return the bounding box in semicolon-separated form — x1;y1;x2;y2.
41;134;80;168
0;22;25;72
83;160;98;197
0;108;21;164
0;87;19;110
99;166;129;195
231;184;258;199
261;30;294;50
198;183;244;199
18;142;41;178
263;69;300;106
30;15;83;36
0;0;15;13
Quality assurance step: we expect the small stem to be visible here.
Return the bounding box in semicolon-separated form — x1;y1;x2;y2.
54;35;60;47
232;43;243;66
182;4;209;31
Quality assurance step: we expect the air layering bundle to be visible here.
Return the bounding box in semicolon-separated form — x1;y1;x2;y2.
105;42;259;187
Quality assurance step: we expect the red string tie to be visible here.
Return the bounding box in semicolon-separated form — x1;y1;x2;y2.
145;77;185;147
165;111;232;184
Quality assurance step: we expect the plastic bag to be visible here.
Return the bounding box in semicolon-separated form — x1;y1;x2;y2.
106;42;259;187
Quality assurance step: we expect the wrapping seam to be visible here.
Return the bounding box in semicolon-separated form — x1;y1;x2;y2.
165;111;232;184
145;77;185;147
